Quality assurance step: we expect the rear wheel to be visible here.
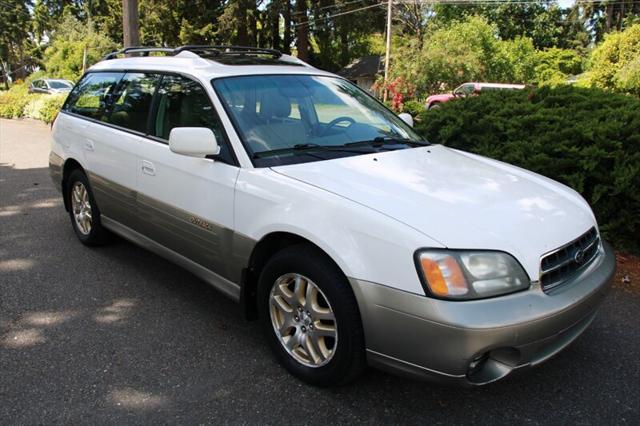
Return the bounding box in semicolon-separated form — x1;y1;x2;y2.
66;169;110;246
257;244;366;386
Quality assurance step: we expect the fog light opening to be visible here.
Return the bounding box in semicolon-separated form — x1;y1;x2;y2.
466;348;519;385
467;353;489;376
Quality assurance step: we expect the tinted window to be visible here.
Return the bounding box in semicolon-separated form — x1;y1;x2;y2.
48;80;73;89
108;73;161;133
152;75;224;142
64;73;122;120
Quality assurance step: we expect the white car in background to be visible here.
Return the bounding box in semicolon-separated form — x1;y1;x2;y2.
49;46;614;387
29;78;74;94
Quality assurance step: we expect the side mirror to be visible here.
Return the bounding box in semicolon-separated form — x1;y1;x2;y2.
398;113;414;128
169;127;220;158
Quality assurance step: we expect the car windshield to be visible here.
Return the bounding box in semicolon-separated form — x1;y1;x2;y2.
213;75;426;166
48;80;72;89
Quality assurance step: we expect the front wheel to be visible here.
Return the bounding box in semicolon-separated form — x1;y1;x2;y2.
257;244;366;386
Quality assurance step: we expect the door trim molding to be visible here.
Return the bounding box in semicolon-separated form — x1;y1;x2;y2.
101;215;241;302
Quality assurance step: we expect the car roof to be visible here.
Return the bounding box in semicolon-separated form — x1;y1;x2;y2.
470;82;526;89
89;51;336;81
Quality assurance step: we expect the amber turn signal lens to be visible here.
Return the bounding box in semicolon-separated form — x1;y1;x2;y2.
420;254;468;297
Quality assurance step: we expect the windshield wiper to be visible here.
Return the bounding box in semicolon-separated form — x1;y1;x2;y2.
345;137;430;148
252;143;376;159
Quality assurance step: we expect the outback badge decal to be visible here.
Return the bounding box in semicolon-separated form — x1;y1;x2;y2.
189;216;214;232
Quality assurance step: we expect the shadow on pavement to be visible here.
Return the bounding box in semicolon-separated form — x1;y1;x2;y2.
1;162;638;424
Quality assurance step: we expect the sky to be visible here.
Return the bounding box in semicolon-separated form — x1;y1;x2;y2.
558;0;576;8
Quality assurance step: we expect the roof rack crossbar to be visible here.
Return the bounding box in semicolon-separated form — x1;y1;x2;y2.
103;46;175;60
102;45;283;61
175;45;282;57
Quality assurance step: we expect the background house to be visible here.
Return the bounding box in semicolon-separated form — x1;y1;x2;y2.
337;55;383;93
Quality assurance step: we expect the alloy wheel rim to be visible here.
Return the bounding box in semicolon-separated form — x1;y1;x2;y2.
269;273;338;368
71;182;92;235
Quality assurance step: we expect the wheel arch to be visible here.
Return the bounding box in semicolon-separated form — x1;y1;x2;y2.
241;231;350;320
61;158;85;211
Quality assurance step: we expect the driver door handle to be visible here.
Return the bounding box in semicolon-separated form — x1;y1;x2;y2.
141;160;156;176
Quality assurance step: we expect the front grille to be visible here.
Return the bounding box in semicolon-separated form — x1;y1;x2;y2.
540;227;600;291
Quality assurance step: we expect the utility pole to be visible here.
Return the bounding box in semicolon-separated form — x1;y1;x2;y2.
123;0;140;49
383;0;392;102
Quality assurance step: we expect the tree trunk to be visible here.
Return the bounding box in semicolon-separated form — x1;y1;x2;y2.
236;0;249;46
617;1;626;31
0;59;9;90
340;25;349;67
122;0;140;48
283;0;292;54
605;3;613;33
271;0;281;50
248;3;257;47
295;0;308;61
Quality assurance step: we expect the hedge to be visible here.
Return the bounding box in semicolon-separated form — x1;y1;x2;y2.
0;84;67;124
415;86;640;253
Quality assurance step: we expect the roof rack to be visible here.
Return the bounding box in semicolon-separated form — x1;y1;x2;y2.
103;45;282;61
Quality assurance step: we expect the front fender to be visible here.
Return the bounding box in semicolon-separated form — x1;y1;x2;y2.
234;168;442;295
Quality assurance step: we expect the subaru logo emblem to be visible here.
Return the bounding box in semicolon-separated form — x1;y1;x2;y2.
574;249;585;264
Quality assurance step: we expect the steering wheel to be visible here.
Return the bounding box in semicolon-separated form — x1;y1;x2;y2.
321;116;356;136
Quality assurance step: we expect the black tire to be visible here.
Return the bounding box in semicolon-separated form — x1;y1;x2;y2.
257;244;366;386
65;169;111;246
428;103;441;110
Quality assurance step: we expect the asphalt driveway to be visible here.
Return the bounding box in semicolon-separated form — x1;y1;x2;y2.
1;118;638;424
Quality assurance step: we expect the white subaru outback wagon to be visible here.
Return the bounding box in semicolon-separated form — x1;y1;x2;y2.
49;46;615;387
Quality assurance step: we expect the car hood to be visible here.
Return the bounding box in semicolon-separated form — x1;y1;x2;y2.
271;145;596;280
426;94;454;103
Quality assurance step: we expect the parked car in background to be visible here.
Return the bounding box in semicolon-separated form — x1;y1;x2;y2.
426;82;526;110
28;79;74;94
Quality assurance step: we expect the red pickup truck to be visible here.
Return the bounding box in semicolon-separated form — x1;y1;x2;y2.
426;82;526;110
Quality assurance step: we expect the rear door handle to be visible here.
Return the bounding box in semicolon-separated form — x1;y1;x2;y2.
141;160;156;176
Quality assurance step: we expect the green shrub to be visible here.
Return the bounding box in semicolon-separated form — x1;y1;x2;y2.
402;100;425;118
587;24;640;96
0;84;32;119
415;86;640;252
39;94;67;123
0;83;66;123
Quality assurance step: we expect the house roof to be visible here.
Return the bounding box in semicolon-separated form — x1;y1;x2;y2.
338;55;383;79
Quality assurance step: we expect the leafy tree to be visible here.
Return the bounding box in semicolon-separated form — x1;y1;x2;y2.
0;0;32;86
535;48;583;84
587;23;640;95
32;0;83;42
576;0;640;42
497;36;538;83
139;0;226;46
308;0;384;71
42;12;117;80
392;16;505;95
433;1;566;49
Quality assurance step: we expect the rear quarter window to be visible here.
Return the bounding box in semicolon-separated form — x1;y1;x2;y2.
63;72;123;121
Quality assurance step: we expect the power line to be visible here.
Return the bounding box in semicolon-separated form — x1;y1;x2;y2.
292;0;369;16
292;2;385;28
393;0;639;4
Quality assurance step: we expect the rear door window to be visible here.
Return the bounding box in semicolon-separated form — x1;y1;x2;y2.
107;73;161;133
63;72;123;121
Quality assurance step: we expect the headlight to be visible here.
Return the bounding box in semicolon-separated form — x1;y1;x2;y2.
415;250;530;300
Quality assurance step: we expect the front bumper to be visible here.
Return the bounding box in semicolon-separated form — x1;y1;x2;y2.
350;241;616;386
